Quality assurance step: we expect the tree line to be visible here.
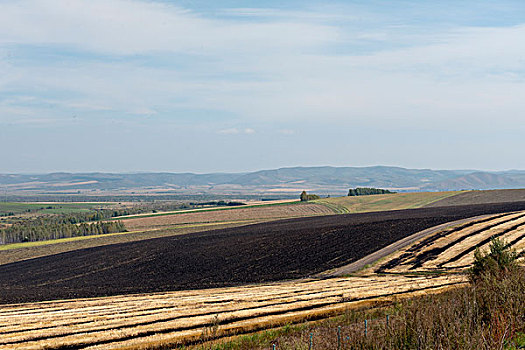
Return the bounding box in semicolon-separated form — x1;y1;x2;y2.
348;187;395;196
0;219;126;245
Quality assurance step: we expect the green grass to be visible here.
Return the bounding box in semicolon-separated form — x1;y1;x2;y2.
191;323;310;350
509;332;525;349
316;191;464;214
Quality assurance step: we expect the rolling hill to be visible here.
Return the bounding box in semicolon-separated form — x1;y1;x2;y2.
1;166;524;196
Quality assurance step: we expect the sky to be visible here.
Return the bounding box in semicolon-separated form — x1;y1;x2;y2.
1;0;525;173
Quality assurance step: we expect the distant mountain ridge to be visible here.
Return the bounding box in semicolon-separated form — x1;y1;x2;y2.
1;166;525;196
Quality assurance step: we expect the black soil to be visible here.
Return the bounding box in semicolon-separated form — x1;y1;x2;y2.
1;201;525;304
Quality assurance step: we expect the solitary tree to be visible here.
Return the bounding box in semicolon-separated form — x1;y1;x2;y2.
300;191;308;202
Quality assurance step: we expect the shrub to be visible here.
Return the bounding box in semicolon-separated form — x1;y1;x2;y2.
470;237;519;281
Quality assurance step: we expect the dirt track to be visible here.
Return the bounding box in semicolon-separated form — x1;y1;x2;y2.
1;201;525;304
322;213;499;276
375;211;525;274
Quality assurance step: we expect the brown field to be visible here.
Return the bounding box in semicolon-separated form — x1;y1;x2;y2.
3;190;523;268
1;210;524;349
122;202;335;231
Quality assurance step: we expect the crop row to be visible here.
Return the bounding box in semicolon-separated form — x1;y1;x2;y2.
377;211;525;273
0;274;464;350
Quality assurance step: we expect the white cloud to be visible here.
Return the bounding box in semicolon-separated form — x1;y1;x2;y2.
218;128;256;135
0;0;525;132
0;0;338;55
218;128;239;134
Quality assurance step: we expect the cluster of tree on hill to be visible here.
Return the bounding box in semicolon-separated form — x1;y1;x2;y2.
348;187;395;196
300;191;320;202
0;219;126;245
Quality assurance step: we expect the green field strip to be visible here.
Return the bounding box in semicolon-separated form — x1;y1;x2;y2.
0;202;108;216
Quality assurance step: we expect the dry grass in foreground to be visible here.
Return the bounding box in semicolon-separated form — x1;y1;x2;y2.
0;274;464;350
195;253;525;350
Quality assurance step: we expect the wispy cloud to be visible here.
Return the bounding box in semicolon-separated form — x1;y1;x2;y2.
218;128;240;135
218;128;256;135
0;0;338;55
1;0;524;129
278;129;295;135
1;0;525;172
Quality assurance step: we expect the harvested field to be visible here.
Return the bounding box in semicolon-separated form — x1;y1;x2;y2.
425;188;525;207
2;202;525;348
4;190;523;267
375;210;525;274
122;202;335;231
1;201;525;304
0;274;465;350
315;191;461;213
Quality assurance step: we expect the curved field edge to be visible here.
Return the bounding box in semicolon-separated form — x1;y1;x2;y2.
319;213;503;277
0;203;335;265
426;188;525;207
2;202;525;305
110;199;303;220
315;191;463;214
1;208;525;349
0;191;462;257
0;275;466;350
0;221;266;266
1;190;519;264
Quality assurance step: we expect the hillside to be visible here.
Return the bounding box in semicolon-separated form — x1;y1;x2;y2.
2;202;525;304
317;191;461;213
427;172;521;191
1;166;525;196
426;189;525;207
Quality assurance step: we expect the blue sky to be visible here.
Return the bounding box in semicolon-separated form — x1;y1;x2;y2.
1;0;524;173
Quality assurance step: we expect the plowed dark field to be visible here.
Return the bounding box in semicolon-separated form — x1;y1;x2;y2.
1;201;525;304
